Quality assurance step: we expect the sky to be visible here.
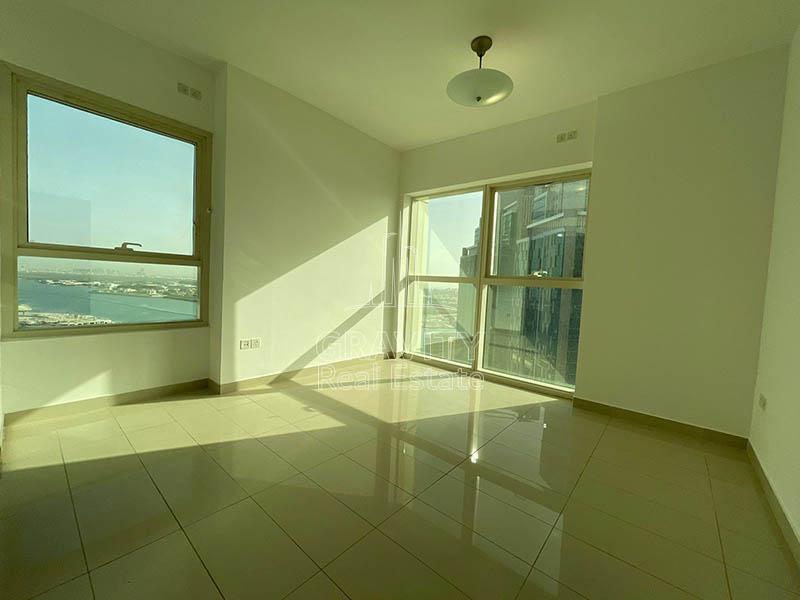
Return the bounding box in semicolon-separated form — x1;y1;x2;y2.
423;191;483;275
27;94;196;257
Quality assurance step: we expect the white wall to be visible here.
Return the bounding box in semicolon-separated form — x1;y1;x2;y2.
577;47;788;436
212;66;399;385
400;103;596;194
0;0;214;412
750;27;800;547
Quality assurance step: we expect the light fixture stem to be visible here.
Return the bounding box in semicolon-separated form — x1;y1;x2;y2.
479;55;483;69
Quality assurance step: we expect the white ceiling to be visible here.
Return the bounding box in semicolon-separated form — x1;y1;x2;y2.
56;0;800;150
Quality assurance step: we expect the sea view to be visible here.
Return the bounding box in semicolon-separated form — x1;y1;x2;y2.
18;277;199;327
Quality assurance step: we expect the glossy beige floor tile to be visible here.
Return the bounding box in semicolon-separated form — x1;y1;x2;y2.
721;527;800;593
715;495;786;548
306;455;413;525
202;438;298;494
535;529;695;600
326;530;469;599
581;458;716;521
517;569;586;599
58;417;124;449
570;473;722;558
62;434;142;489
727;567;800;600
591;440;712;494
34;575;93;600
419;475;552;564
253;473;372;566
294;411;378;452
556;499;729;599
141;446;248;525
0;430;62;464
71;467;178;568
448;462;568;525
250;390;323;423
284;572;349;600
346;437;447;495
126;421;198;456
0;492;86;600
467;440;584;495
111;404;175;433
91;531;221;600
6;358;799;600
217;403;290;437
0;449;69;518
256;424;339;471
380;499;530;600
185;499;318;599
711;476;768;511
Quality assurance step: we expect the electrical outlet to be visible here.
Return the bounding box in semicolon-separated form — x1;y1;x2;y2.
556;132;567;143
177;82;190;96
239;339;251;350
566;129;578;140
758;393;768;410
250;337;261;350
189;87;202;101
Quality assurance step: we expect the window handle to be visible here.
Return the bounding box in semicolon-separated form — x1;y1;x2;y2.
114;242;143;252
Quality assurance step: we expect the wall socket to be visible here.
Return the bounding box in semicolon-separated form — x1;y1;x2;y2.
239;338;262;351
758;393;768;410
177;82;203;101
556;130;578;143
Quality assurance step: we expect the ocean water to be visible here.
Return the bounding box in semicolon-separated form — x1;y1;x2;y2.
19;278;198;324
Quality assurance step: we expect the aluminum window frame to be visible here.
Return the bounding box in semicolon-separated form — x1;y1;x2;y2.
399;169;591;396
0;64;212;338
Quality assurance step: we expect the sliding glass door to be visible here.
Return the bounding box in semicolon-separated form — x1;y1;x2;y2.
402;172;590;391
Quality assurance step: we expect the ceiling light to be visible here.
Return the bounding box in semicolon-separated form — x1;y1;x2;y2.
447;35;513;107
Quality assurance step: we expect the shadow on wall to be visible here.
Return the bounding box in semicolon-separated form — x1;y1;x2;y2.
217;68;400;384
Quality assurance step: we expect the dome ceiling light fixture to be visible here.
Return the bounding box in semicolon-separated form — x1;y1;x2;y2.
446;35;513;107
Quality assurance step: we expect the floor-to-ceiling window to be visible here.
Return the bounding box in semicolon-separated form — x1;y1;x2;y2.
403;189;484;366
401;172;590;392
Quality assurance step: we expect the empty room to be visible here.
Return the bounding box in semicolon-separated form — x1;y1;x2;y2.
1;1;800;599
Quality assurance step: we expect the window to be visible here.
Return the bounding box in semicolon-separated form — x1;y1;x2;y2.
404;190;483;365
5;74;211;335
402;173;590;391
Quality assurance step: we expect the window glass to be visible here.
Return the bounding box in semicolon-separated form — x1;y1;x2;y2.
27;94;196;255
406;281;476;366
410;191;483;277
18;256;199;328
492;178;589;278
482;285;583;388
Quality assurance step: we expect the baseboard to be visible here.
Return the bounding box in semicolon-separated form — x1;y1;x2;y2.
4;378;210;427
573;396;747;448
747;442;800;567
209;353;390;394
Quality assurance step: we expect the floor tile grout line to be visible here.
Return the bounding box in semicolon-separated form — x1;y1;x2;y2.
55;432;97;600
511;409;611;600
707;455;736;600
108;411;229;600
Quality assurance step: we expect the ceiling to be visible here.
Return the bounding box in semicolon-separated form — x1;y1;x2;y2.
56;0;800;150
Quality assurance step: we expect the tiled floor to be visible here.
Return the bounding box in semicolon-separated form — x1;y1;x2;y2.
2;359;799;600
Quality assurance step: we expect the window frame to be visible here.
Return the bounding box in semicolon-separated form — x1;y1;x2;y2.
0;65;212;338
398;168;591;396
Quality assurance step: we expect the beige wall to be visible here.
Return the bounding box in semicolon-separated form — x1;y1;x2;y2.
400;103;596;194
577;47;788;436
750;27;800;546
212;66;399;385
0;0;214;412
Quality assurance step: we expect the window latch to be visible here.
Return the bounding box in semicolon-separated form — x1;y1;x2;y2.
114;242;143;252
